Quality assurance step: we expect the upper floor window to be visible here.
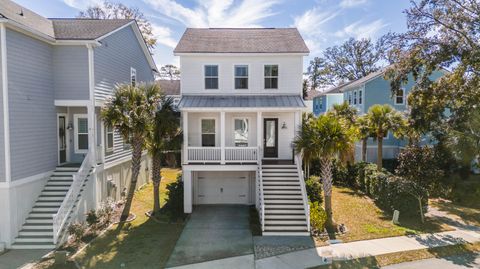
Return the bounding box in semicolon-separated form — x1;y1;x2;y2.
205;65;219;89
105;125;114;152
353;91;357;105
234;118;249;147
359;90;363;104
130;67;137;87
395;88;405;105
264;65;278;89
201;119;216;147
234;65;249;89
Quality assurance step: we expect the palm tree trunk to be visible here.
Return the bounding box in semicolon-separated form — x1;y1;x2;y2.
152;153;162;214
320;156;335;232
362;138;367;162
120;136;143;221
377;137;383;170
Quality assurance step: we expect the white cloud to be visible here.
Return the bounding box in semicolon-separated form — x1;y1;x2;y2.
335;19;388;39
152;24;177;48
339;0;369;8
63;0;103;10
144;0;279;27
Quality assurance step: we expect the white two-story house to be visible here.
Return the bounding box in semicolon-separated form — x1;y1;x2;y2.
175;28;310;235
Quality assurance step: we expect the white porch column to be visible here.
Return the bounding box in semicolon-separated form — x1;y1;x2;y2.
257;111;262;164
294;110;301;165
183;111;188;164
183;169;192;213
220;111;225;164
87;44;96;165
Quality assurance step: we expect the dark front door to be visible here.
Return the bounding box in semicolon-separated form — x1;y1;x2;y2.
263;118;278;158
58;116;67;164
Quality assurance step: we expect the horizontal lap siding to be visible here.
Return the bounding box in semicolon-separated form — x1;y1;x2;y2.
95;26;153;164
53;46;89;100
7;29;57;181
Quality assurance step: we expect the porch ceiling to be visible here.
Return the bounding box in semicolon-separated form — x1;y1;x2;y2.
178;95;306;109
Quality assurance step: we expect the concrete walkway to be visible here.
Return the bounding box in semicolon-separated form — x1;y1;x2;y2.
0;249;50;269
383;253;480;269
255;229;480;269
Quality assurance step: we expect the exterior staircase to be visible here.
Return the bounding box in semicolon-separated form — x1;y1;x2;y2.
11;164;87;249
260;162;310;236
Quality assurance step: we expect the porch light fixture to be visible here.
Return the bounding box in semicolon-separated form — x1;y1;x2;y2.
67;122;74;130
281;122;287;129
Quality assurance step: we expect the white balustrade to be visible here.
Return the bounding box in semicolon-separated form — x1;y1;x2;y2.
296;154;311;232
187;147;259;163
187;147;221;162
225;147;258;162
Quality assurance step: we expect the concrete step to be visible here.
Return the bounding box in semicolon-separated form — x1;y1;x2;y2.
19;229;53;236
38;195;65;201
263;185;300;190
32;206;59;212
265;204;304;209
55;167;79;172
36;201;62;207
265;220;307;225
263;177;300;181
48;177;73;181
263;181;300;186
265;209;305;214
41;190;68;196
264;190;302;195
10;242;56;249
265;215;307;220
26;218;53;224
262;173;298;177
44;186;70;190
264;195;303;199
47;181;73;186
23;224;53;230
29;212;55;218
264;200;303;204
15;235;53;243
52;171;76;176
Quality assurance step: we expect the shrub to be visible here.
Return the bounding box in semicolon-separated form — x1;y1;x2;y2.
67;222;86;242
310;201;327;234
86;210;99;228
305;176;322;203
97;199;115;228
161;175;184;220
382;158;398;173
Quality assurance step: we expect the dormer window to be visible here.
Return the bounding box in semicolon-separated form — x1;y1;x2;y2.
205;65;219;89
234;65;248;89
264;65;278;89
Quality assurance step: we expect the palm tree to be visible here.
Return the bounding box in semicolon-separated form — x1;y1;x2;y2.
298;112;315;178
357;115;372;162
147;96;182;214
101;83;161;221
294;114;355;231
365;104;405;170
327;102;358;164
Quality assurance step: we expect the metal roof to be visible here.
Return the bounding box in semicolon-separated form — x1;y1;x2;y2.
174;28;310;54
178;95;306;109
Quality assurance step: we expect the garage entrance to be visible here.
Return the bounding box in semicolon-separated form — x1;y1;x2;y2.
193;171;255;205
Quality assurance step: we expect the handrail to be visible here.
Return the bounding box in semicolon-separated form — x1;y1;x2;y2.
52;153;92;245
259;165;265;232
296;154;311;232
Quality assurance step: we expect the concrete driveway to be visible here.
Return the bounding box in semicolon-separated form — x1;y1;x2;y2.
166;205;254;268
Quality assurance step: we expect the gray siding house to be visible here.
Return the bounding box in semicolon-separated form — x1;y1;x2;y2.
0;0;156;249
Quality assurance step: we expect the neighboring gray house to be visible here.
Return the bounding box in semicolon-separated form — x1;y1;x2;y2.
0;0;156;249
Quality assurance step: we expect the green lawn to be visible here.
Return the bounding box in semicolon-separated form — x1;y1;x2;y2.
321;186;451;243
34;168;183;269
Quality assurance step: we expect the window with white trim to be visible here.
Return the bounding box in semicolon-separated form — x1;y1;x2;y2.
348;92;352;105
264;65;278;89
201;119;216;147
105;124;114;152
395;88;405;105
234;65;248;89
359;90;363;104
74;115;88;153
205;65;219;89
353;91;357;105
234;118;249;147
130;67;137;87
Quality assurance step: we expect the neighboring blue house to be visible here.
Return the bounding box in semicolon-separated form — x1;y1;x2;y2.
0;0;156;249
312;86;344;116
336;67;446;162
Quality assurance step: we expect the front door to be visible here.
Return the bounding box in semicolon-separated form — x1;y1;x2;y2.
263;118;278;158
58;115;67;164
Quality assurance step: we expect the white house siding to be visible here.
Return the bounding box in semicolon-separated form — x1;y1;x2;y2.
53;46;89;100
263;112;296;160
180;55;303;95
6;29;57;181
94;25;154;101
0;39;4;182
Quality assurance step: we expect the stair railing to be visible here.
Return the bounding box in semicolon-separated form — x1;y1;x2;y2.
52;153;92;245
295;154;311;232
258;164;265;232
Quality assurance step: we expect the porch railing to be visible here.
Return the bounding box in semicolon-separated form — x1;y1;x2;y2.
52;153;92;245
225;147;257;162
187;147;221;162
295;154;311;233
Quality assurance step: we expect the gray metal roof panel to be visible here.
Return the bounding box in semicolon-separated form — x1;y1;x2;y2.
178;95;306;108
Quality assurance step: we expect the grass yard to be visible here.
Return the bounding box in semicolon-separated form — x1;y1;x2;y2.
321;186;452;243
34;168;183;269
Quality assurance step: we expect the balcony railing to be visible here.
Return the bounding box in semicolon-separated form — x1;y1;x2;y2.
187;146;258;163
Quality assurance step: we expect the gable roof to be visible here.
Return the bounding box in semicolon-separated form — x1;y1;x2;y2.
51;19;133;40
304;90;322;100
174;28;309;54
0;0;54;37
157;80;180;96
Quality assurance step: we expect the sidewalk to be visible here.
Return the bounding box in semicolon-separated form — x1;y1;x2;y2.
255;229;480;269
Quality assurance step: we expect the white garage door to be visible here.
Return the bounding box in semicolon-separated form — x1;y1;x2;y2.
195;172;249;204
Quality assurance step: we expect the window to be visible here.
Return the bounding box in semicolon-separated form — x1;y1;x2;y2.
234;118;249;147
74;115;88;153
359;90;363;104
348;92;352;105
319;98;323;109
123;133;132;150
201;119;216;147
264;65;278;89
130;67;137;87
395;88;405;104
205;65;219;89
353;91;357;105
234;65;248;89
105;125;114;152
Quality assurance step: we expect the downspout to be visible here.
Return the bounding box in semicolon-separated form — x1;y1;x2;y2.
1;23;10;183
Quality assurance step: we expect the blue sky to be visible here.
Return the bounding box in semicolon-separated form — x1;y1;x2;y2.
14;0;412;69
